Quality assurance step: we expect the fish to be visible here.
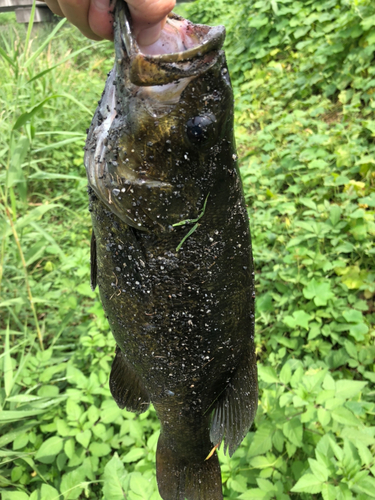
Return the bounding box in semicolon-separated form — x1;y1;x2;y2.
84;2;258;499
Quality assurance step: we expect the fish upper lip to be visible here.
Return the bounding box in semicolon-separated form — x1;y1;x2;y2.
115;2;226;86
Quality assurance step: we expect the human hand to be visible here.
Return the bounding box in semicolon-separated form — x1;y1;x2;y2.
43;0;176;44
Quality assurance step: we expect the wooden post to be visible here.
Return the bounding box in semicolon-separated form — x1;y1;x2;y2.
0;0;53;23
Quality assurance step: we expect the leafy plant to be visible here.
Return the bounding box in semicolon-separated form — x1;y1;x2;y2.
0;0;374;499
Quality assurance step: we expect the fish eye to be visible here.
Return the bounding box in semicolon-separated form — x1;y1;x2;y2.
186;115;216;143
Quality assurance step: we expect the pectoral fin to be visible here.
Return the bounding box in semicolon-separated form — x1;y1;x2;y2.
210;347;258;456
110;347;150;413
90;231;97;291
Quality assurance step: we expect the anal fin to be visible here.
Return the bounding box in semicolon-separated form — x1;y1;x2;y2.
110;347;150;413
90;231;97;291
210;346;258;456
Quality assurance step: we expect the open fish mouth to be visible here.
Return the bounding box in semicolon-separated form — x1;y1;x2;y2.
116;2;225;86
85;2;228;231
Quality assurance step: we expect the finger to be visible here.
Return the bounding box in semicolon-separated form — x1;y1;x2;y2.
127;0;176;46
57;0;101;40
43;0;64;17
88;0;116;41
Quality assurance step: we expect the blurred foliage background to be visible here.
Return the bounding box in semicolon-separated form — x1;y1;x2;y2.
0;0;374;499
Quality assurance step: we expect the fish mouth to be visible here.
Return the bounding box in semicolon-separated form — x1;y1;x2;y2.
115;1;225;86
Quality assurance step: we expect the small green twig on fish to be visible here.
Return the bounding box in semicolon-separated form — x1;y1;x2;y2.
173;193;209;227
173;193;209;252
175;223;199;252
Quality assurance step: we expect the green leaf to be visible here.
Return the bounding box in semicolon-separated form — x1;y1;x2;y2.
89;442;111;457
331;407;360;427
321;483;337;500
283;310;312;330
2;492;30;500
123;448;146;463
248;422;274;457
349;323;369;341
256;478;276;492
300;197;317;210
64;438;75;460
59;465;87;500
102;453;127;500
279;362;292;385
249;456;275;469
352;476;375;498
257;293;274;313
283;417;303;447
308;458;329;482
35;436;63;464
343;309;363;323
129;473;153;497
239;489;266;499
258;364;279;384
272;429;284;452
40;484;60;500
66;399;83;421
352;440;373;467
317;407;331;427
335;380;367;400
291;473;323;493
13;433;29;450
329;205;342;226
303;279;334;306
76;430;92;449
361;14;375;31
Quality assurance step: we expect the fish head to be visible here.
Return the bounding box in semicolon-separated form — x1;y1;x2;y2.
85;1;234;232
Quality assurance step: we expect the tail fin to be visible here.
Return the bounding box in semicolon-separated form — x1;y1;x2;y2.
156;434;223;500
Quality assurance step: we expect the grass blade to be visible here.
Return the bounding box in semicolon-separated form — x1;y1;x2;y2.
24;0;36;55
0;46;16;68
0;410;49;422
13;95;64;131
24;18;67;68
32;136;85;153
4;322;13;397
29;221;65;257
27;41;108;83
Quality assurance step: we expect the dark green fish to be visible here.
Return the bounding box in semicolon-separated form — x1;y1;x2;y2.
84;2;257;499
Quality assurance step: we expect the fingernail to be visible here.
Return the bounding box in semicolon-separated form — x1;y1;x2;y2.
137;22;162;47
92;0;111;12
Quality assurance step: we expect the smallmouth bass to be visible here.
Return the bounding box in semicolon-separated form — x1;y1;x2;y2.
84;2;258;499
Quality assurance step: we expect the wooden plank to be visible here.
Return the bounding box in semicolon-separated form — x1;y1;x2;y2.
0;0;47;11
15;5;52;22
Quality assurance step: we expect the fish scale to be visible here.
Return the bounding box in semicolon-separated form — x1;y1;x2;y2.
84;2;258;499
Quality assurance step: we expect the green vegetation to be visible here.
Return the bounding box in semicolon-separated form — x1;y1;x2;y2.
0;0;374;498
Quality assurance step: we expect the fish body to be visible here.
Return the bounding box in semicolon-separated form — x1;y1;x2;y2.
84;3;257;499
